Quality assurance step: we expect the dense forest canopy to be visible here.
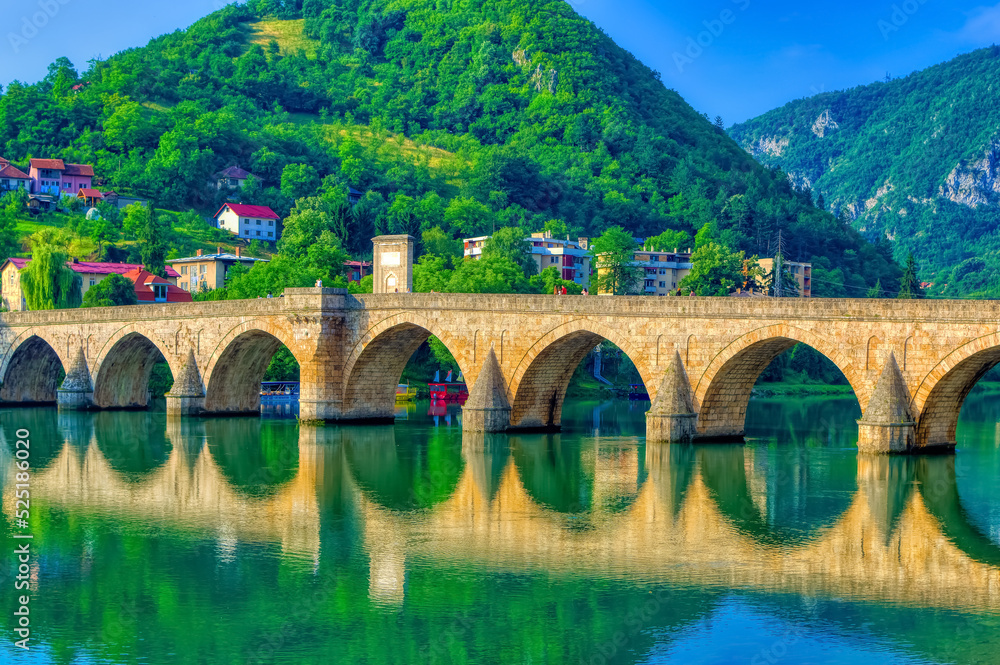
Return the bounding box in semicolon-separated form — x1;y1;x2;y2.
730;46;1000;298
0;0;898;296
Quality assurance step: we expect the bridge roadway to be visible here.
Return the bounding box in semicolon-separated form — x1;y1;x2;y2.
10;419;1000;613
2;289;1000;452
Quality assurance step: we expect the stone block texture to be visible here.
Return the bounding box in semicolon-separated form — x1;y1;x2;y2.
4;292;1000;452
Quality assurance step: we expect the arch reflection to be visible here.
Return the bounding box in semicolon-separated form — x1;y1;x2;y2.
12;412;999;617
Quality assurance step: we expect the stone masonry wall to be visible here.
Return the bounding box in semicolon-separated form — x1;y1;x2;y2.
4;291;1000;450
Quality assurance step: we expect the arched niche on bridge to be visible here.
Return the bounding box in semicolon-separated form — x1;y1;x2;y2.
695;327;861;441
508;324;649;430
94;410;172;479
0;335;64;404
341;321;465;420
913;338;1000;449
204;329;299;415
93;332;174;409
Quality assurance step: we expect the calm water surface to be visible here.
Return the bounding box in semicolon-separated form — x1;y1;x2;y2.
2;390;1000;664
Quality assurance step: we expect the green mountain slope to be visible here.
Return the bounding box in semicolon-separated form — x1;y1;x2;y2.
729;47;1000;297
0;0;896;293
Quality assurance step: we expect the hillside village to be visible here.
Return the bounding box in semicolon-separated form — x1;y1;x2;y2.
0;152;817;311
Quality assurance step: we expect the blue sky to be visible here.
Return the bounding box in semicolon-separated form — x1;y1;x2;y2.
2;0;1000;123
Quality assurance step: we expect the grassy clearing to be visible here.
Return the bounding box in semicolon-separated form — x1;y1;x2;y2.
285;114;469;195
247;19;317;58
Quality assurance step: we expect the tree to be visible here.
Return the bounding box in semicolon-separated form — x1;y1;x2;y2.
483;226;535;276
421;227;462;265
866;278;883;298
444;255;531;294
646;229;691;253
281;163;321;201
123;205;170;277
897;253;924;299
413;254;453;292
91;218;121;261
444;197;494;237
543;219;568;237
591;226;641;295
0;191;25;259
680;242;749;296
20;237;81;310
529;266;582;295
82;274;138;308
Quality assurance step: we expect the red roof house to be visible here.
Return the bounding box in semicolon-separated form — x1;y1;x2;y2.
3;257;180;279
122;267;193;304
215;165;258;191
0;258;183;311
0;164;30;191
28;158;95;196
214;203;282;241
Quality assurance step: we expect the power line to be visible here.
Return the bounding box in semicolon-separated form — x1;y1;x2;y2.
806;275;994;300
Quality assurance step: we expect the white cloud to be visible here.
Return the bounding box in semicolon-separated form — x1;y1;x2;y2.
958;3;1000;43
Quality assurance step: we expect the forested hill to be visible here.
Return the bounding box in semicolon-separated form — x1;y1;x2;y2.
729;46;1000;298
0;0;897;294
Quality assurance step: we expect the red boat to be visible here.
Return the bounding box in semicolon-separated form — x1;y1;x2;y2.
429;382;469;405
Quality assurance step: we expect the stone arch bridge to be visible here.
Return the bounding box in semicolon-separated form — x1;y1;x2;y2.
1;288;998;453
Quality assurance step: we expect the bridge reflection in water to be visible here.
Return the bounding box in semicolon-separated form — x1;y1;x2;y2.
0;400;1000;662
9;406;999;616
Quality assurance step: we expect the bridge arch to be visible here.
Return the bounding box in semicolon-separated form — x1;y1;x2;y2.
0;331;65;404
507;319;649;430
912;333;1000;448
341;314;466;420
92;326;176;409
203;321;301;415
694;325;861;440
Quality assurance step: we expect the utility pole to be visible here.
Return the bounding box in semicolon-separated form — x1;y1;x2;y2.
774;230;785;298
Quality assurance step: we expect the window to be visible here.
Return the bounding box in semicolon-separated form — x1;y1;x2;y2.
659;281;666;288
659;268;666;275
256;230;261;236
181;266;188;275
153;284;168;302
268;220;274;226
267;232;273;238
242;218;248;224
89;278;96;287
550;257;557;263
256;219;261;225
200;265;206;275
180;282;187;291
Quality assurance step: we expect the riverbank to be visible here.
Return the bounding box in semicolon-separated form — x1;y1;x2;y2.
751;382;856;398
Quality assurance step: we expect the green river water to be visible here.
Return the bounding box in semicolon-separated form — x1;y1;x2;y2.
1;390;999;664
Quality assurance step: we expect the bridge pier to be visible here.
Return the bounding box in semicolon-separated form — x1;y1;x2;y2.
646;351;697;444
462;349;511;433
165;350;205;417
56;347;94;411
856;354;917;454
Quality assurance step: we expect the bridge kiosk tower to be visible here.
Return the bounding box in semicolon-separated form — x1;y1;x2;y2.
372;235;415;294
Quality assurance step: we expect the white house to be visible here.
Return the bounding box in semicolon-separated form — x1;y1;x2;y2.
213;203;282;241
